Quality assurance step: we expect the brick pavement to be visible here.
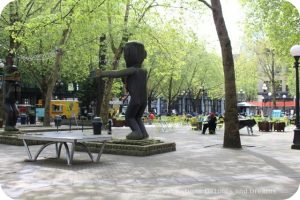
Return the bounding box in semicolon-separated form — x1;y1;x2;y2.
0;124;299;200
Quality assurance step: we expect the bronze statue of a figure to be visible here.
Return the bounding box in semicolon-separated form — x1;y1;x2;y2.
4;65;20;131
92;41;148;140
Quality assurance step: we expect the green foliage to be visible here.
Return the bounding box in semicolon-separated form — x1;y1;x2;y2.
240;0;300;96
0;0;224;111
235;51;258;101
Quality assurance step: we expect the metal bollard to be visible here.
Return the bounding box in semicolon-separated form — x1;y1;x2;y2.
54;115;62;131
20;113;27;125
81;119;84;132
107;119;113;135
69;118;72;131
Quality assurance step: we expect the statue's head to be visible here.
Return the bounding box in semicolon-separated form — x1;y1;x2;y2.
123;41;147;67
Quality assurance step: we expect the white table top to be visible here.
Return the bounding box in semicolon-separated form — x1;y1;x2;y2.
18;132;112;143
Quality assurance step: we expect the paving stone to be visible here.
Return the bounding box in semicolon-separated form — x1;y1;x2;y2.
0;125;299;199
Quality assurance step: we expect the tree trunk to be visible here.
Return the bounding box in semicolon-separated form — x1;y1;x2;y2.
43;25;71;126
43;85;54;126
167;75;173;115
95;34;107;117
211;0;241;148
271;51;276;109
43;48;65;126
95;78;106;117
148;96;152;113
194;98;200;114
101;0;131;123
100;78;113;123
194;89;202;114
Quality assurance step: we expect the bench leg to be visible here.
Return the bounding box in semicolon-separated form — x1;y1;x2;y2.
96;142;106;162
246;127;250;135
33;142;57;161
56;142;63;158
77;143;94;162
22;139;32;160
69;142;76;165
246;127;254;135
63;142;71;165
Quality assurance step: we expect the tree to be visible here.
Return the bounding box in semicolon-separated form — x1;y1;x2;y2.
235;52;258;101
143;24;187;114
183;38;224;114
241;0;300;58
240;0;300;97
254;43;278;109
96;0;160;123
197;0;241;148
0;0;47;121
1;0;107;125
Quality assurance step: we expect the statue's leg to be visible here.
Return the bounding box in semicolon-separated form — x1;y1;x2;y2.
125;102;143;140
136;103;148;139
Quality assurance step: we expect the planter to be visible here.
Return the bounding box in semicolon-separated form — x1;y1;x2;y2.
290;119;295;125
274;122;285;132
190;121;202;131
258;121;272;132
28;115;36;124
112;119;127;127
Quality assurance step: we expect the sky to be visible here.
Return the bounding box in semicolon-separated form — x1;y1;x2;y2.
193;0;245;54
154;0;245;54
0;0;13;14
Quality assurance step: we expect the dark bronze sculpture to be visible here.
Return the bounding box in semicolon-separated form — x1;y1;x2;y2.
92;41;148;140
4;65;20;131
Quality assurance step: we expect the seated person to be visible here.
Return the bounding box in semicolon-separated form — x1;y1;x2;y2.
202;112;217;134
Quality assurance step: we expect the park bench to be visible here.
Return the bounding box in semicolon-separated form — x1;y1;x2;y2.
239;119;256;135
157;117;175;132
18;132;112;165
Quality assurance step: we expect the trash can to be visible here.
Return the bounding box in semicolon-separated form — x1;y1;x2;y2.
20;114;27;125
87;113;93;120
92;117;102;135
29;115;36;124
54;115;62;127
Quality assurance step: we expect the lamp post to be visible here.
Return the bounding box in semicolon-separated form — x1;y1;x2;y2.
282;94;286;116
290;45;300;149
238;89;245;102
268;92;272;99
0;60;4;68
262;83;267;93
181;90;186;114
55;80;64;100
261;96;264;116
0;60;4;89
201;86;205;114
0;60;4;121
268;92;272;117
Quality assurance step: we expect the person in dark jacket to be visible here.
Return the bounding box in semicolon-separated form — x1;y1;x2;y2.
202;112;217;134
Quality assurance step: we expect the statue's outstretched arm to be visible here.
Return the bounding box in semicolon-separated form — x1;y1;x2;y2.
91;68;137;78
